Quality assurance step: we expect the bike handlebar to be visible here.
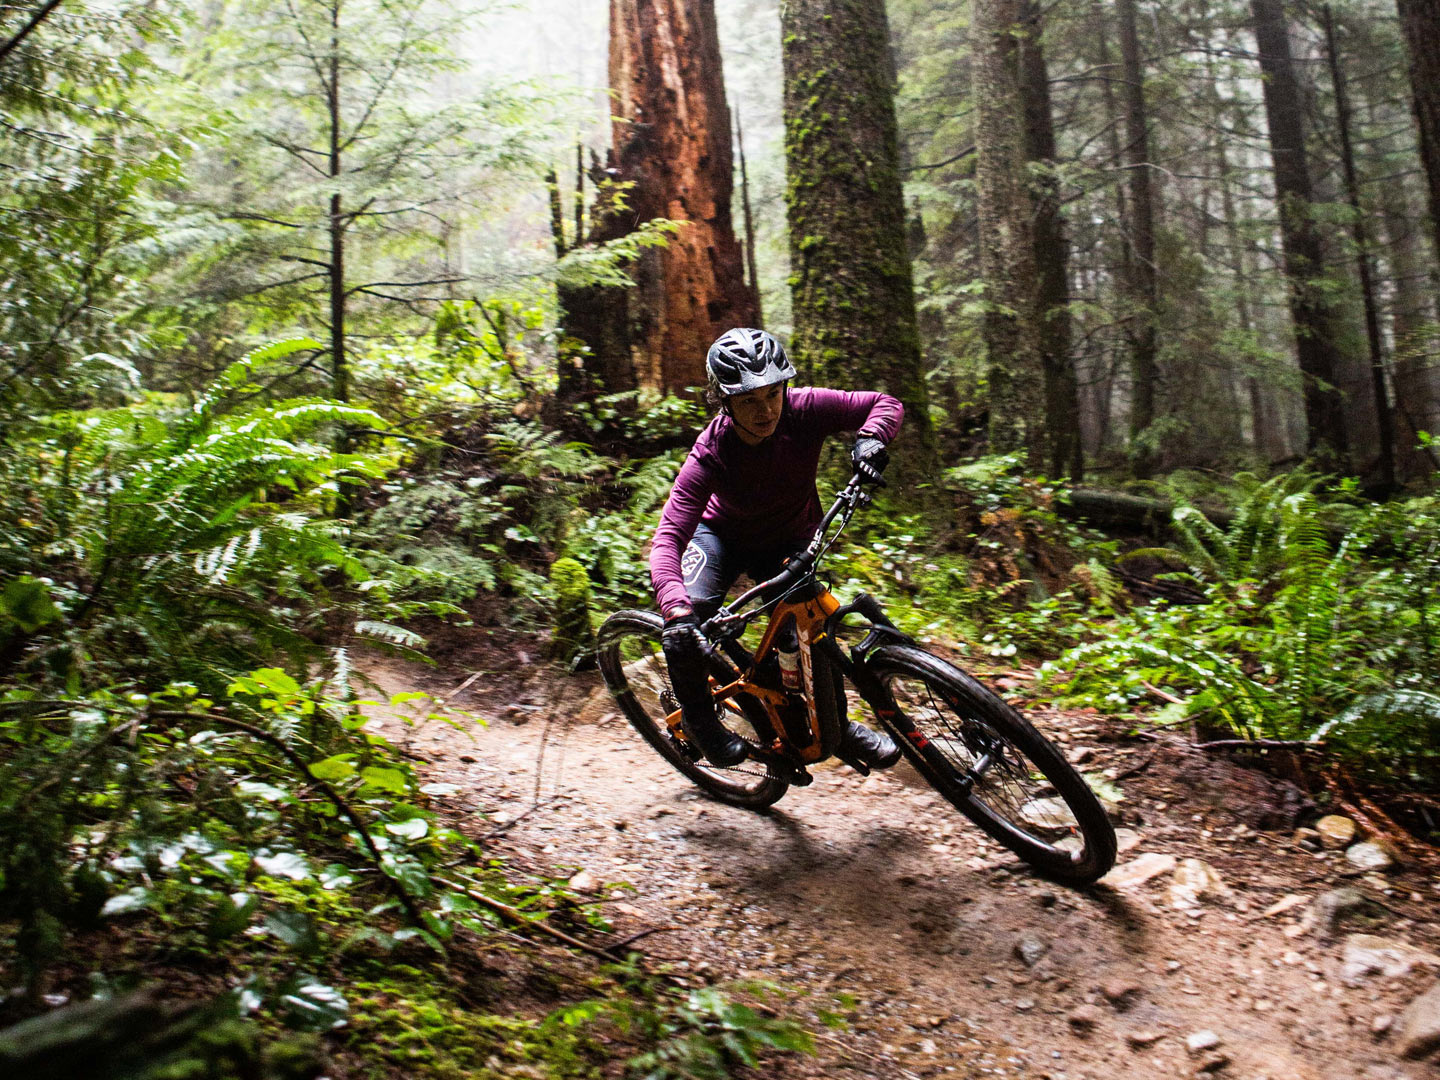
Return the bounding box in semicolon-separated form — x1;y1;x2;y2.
700;473;871;639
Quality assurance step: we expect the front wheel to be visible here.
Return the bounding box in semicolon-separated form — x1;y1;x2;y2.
596;610;789;810
867;645;1116;885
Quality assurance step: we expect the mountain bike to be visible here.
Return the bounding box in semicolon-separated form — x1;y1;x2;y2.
596;475;1117;886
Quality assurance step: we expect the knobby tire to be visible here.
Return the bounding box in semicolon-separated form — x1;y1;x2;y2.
596;610;789;810
867;644;1116;885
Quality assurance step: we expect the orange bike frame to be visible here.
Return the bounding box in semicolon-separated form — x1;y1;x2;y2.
664;587;842;763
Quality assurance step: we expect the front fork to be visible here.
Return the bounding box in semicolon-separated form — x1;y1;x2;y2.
821;594;994;794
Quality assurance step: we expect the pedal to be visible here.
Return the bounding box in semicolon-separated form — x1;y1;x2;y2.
669;732;702;762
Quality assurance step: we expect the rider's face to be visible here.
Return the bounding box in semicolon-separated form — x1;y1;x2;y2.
729;384;785;442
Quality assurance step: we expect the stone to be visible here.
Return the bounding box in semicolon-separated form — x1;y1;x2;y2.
1099;852;1177;890
1102;980;1141;1010
1068;745;1096;764
1395;980;1440;1059
1169;858;1230;911
1186;1030;1221;1054
1020;797;1077;830
1195;1052;1231;1073
567;869;599;892
1315;814;1357;849
1260;893;1308;919
1313;887;1369;939
1346;841;1396;873
1113;827;1142;854
1014;933;1049;968
1015;997;1035;1012
1067;1004;1101;1032
1371;1014;1394;1035
1125;1029;1163;1048
1293;827;1323;852
1340;935;1440;985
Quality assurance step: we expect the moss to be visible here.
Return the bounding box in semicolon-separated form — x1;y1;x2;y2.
547;557;595;668
347;969;601;1080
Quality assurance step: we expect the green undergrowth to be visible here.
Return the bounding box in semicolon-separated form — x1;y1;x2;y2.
1041;473;1440;787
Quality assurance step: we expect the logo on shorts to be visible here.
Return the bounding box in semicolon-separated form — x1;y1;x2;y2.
680;542;707;586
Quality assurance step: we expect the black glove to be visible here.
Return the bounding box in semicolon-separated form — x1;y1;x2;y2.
851;436;889;486
661;611;706;657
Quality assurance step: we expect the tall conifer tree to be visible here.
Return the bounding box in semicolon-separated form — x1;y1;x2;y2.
781;0;934;470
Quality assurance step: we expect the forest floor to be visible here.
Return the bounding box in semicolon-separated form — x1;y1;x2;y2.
364;651;1440;1080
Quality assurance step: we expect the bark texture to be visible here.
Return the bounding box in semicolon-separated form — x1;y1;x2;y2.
1250;0;1351;464
781;0;934;469
1116;0;1160;478
1322;5;1395;491
1019;0;1082;480
607;0;755;393
969;0;1046;467
1396;0;1440;267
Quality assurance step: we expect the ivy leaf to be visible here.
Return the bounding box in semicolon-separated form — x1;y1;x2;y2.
307;754;357;781
384;818;428;841
380;852;433;899
253;851;311;880
359;766;408;794
101;887;153;917
277;974;348;1031
319;864;356;890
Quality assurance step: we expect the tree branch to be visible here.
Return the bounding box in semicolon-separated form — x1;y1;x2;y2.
0;0;65;68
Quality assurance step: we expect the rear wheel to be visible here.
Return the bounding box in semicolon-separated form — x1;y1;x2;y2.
596;610;788;810
867;645;1115;885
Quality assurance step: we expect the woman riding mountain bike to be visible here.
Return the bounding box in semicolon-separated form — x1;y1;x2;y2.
651;327;903;770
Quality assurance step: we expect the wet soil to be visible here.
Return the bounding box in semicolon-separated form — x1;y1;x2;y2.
366;657;1440;1080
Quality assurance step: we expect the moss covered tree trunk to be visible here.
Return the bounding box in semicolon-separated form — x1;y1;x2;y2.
780;0;934;472
1019;0;1082;480
607;0;755;394
970;0;1046;468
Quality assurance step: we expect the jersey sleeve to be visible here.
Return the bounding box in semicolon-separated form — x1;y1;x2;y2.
797;387;905;443
649;451;718;616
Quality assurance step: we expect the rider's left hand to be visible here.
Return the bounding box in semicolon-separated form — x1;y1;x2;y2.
851;436;889;486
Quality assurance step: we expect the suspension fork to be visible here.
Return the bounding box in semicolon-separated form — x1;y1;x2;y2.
842;652;985;795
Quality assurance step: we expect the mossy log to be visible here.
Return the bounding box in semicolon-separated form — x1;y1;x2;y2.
0;988;323;1080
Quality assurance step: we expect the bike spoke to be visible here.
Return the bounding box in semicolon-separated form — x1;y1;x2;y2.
894;675;1081;844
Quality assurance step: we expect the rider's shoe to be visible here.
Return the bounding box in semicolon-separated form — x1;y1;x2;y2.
681;708;748;767
841;721;901;770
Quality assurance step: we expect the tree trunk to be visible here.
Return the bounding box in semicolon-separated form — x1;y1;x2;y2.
1250;0;1351;466
734;108;763;327
1322;4;1395;493
1116;0;1160;478
608;0;755;394
1396;0;1440;266
781;0;935;472
1019;0;1082;480
969;0;1045;468
1372;98;1440;479
327;4;346;411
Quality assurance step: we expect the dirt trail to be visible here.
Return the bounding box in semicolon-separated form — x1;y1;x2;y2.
367;660;1440;1080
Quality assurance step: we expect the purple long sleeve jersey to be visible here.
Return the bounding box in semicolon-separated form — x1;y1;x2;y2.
649;387;904;616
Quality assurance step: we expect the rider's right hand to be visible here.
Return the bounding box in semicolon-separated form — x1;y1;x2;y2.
851;436;889;486
662;610;706;656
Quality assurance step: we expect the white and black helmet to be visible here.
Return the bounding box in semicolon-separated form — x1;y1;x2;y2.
705;328;796;397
